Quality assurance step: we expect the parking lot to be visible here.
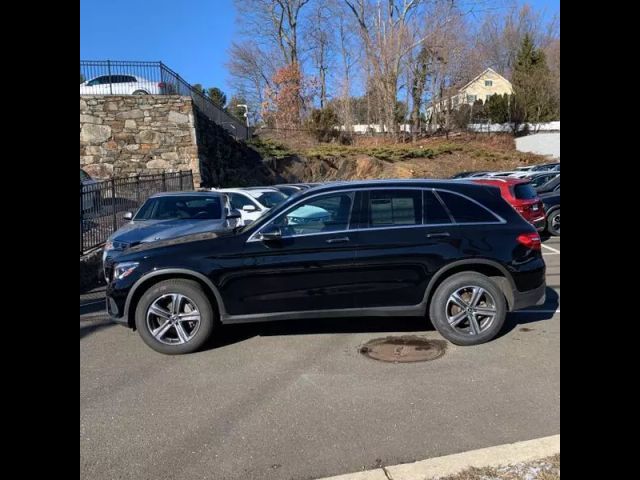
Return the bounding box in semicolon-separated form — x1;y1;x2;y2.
80;236;559;480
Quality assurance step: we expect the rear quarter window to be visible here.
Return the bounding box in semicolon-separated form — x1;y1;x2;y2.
436;191;499;223
513;183;538;200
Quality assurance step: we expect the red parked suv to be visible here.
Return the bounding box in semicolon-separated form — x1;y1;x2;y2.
470;178;546;231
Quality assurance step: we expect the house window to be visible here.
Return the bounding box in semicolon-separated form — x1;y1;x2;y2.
485;80;493;87
486;94;492;102
467;94;477;103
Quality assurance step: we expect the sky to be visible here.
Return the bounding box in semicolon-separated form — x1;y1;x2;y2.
80;0;559;96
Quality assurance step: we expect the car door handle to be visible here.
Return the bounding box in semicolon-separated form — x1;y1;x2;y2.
426;232;450;239
326;236;350;244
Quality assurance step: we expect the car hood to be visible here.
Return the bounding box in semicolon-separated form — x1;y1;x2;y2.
108;219;230;247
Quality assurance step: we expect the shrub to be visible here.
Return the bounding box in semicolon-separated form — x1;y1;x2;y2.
306;107;340;142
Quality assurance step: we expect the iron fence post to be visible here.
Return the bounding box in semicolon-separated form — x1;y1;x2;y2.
80;182;84;255
111;178;117;231
135;174;140;204
162;171;166;190
107;60;113;95
179;172;183;190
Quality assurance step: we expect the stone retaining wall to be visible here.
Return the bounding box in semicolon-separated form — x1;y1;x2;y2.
80;95;201;184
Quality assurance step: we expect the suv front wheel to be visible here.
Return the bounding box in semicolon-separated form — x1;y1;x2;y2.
429;272;507;346
135;279;215;354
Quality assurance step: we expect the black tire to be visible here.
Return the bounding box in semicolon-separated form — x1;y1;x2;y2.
135;279;215;355
132;90;149;95
546;208;560;236
429;272;507;346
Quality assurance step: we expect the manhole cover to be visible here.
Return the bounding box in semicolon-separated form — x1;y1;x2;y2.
359;336;447;363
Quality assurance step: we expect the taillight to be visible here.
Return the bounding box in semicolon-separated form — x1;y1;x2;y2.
158;82;166;88
517;232;542;250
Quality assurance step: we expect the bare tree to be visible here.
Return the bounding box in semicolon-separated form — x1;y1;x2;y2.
226;41;277;123
306;3;333;108
474;1;559;79
234;0;311;65
343;0;427;136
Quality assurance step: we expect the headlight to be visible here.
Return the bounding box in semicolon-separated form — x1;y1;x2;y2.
113;262;139;280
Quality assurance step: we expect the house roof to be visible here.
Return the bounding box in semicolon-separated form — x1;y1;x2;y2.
457;67;511;93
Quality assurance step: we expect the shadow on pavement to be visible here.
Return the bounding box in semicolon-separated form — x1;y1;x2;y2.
205;316;434;350
80;318;115;340
498;287;559;337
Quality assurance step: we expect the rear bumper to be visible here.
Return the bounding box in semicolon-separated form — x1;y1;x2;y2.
530;216;546;231
511;282;546;310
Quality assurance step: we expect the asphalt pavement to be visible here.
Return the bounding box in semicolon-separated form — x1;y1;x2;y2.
80;237;560;480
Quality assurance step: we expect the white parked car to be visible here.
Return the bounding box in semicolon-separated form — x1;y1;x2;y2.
215;187;288;226
80;74;166;95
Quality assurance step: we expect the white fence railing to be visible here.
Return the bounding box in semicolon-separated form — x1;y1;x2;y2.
467;121;560;133
337;121;560;135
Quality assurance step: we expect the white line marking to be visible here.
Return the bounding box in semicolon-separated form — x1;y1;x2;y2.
541;244;560;254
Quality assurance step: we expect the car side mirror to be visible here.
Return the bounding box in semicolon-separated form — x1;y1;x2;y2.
242;204;258;212
123;212;133;220
227;209;242;220
259;225;282;241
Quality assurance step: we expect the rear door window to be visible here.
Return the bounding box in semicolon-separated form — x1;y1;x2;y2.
367;190;422;227
423;190;452;224
513;183;538;200
436;191;498;223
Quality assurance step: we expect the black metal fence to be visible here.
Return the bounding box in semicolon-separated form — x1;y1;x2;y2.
80;60;248;139
80;170;194;255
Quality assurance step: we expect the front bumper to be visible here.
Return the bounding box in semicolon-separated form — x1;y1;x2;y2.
511;282;546;310
106;278;133;327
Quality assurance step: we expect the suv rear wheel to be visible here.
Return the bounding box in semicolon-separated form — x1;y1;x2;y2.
135;279;214;354
429;272;507;346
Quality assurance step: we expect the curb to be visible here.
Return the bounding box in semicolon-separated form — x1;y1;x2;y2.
318;434;559;480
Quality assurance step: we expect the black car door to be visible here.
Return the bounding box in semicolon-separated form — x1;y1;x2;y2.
220;191;359;316
350;188;502;310
349;188;459;308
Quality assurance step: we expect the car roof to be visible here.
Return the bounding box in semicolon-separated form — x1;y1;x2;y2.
148;191;223;198
299;178;504;194
216;187;280;194
468;177;530;186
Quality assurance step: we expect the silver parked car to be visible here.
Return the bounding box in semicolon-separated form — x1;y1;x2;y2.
102;191;241;275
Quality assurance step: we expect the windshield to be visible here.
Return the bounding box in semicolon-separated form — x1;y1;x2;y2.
134;196;222;220
253;191;287;208
531;174;557;187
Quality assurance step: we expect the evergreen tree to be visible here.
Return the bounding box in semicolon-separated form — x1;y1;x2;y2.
512;34;558;123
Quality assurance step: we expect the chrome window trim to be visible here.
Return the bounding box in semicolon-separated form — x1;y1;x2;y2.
247;186;505;243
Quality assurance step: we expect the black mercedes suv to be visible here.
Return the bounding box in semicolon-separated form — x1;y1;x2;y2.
105;180;546;354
